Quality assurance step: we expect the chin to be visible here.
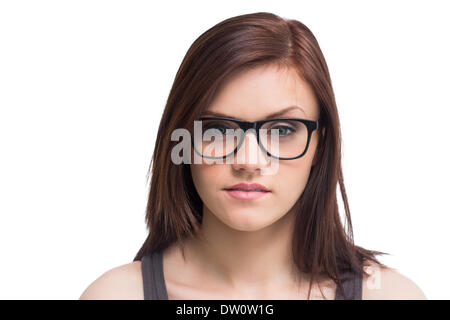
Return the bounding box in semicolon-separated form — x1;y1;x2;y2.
218;211;280;232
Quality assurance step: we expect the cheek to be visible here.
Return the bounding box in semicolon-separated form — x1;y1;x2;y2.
190;164;227;199
273;160;313;202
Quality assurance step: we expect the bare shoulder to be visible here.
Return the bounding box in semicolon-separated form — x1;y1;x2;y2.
362;260;427;300
79;260;143;300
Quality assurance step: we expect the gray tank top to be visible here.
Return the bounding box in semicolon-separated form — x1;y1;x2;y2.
140;250;362;300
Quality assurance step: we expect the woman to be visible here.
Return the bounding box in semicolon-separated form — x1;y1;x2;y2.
80;12;426;300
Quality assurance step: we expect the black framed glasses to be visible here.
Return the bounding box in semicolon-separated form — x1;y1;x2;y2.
192;116;321;160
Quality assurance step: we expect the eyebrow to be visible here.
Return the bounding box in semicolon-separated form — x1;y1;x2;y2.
200;105;306;120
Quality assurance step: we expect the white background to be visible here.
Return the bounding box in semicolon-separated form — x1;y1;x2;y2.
0;0;448;299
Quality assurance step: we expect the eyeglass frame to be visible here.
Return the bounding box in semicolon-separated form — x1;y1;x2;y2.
191;116;321;160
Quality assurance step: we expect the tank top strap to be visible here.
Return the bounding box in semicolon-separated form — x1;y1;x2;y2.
334;269;363;300
141;250;169;300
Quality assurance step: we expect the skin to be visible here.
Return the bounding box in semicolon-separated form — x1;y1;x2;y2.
79;64;427;300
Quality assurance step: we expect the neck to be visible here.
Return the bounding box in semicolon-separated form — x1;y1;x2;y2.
183;205;306;292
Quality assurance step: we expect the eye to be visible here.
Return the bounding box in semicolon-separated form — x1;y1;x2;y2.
203;121;235;135
270;125;295;136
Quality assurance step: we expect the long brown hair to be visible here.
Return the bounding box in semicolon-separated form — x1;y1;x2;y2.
133;11;389;299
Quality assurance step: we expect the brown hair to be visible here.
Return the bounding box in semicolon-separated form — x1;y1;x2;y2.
133;11;389;299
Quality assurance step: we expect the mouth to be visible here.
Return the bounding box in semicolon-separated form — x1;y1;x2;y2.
224;188;270;200
223;183;270;192
224;188;270;192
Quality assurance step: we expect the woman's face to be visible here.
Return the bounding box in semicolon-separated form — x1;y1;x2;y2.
190;64;321;232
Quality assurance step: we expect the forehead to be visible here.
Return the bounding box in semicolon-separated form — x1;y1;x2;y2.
206;64;319;121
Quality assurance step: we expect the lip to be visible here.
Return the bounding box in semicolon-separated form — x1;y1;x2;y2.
224;183;270;192
224;189;269;200
223;182;271;200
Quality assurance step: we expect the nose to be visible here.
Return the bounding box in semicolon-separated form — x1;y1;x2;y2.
231;129;271;172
